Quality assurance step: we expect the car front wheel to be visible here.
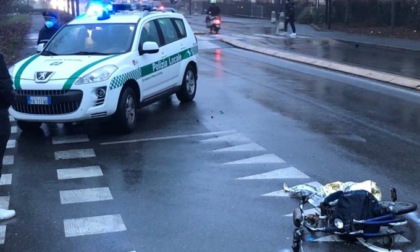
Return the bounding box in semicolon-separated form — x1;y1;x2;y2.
114;86;137;133
176;65;197;102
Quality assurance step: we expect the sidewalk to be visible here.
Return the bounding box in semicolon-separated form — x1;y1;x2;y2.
187;15;420;91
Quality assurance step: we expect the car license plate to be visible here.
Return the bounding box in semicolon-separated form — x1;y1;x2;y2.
27;96;51;105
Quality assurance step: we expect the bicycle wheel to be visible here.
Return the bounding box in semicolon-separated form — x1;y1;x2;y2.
379;201;417;215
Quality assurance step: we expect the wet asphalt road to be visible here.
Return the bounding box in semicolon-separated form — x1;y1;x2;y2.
186;14;420;80
2;13;419;252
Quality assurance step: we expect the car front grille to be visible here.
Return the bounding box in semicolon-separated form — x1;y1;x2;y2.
12;90;83;115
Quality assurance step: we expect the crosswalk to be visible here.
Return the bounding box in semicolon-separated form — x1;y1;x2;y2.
52;135;128;239
0;116;17;244
2;124;417;251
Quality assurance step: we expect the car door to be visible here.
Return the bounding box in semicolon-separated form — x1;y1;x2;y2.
154;17;183;89
137;19;167;98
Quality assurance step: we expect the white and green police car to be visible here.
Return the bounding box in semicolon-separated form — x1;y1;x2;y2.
9;3;198;133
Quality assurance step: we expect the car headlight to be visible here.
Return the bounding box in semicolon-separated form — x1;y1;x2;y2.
334;218;344;229
74;65;118;85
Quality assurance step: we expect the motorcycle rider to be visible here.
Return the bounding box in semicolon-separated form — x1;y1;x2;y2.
206;3;221;24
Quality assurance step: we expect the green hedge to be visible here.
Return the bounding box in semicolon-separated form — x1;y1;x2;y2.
0;14;31;66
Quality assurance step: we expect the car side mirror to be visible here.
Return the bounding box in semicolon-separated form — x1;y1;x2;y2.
36;43;45;53
139;41;159;55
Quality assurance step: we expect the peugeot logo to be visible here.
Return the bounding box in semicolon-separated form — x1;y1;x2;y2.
35;71;54;83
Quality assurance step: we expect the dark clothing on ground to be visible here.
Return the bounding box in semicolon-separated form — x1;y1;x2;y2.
0;54;15;176
284;1;296;33
37;24;60;45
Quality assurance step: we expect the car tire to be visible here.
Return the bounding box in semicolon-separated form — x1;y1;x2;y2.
16;120;42;131
114;86;137;133
176;65;197;102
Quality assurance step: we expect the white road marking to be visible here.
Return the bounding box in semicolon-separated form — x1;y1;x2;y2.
60;187;113;204
54;149;96;160
64;214;126;237
11;126;17;134
8;116;14;122
261;190;290;197
0;174;12;185
201;133;251;144
225;153;285;165
100;130;236;145
6;140;15;149
0;196;10;209
52;134;90;145
213;143;267;152
237;166;309;179
57;166;103;180
0;225;5;244
390;234;410;243
2;155;13;166
198;40;220;49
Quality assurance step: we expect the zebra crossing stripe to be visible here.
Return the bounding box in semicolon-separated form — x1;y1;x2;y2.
52;135;90;145
0;196;10;209
11;126;17;134
6;140;15;149
64;214;126;237
198;40;221;50
0;174;12;185
54;149;96;160
237;167;309;180
57;166;103;180
225;154;285;165
213;143;267;152
0;226;5;244
261;190;290;197
2;155;13;166
60;187;113;204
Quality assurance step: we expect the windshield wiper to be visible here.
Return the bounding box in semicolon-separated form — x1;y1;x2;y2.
71;51;109;55
41;50;57;56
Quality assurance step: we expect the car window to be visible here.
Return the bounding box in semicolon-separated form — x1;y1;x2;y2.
157;18;178;45
45;24;135;55
139;20;161;47
172;18;186;38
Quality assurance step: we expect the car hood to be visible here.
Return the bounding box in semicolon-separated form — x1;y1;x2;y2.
12;54;118;82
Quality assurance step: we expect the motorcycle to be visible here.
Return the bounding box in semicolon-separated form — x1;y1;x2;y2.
206;15;221;34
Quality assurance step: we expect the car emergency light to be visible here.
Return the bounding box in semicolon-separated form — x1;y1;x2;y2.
83;2;112;20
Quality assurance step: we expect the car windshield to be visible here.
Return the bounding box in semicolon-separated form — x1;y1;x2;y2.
43;23;136;56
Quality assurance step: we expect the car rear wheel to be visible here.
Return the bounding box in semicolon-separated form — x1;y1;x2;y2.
114;86;136;133
176;65;197;102
16;120;42;131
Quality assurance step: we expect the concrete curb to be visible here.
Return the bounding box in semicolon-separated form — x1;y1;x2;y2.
221;37;420;91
